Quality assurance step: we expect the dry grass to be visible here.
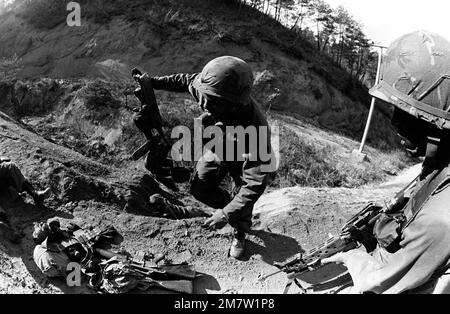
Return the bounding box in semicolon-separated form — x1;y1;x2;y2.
270;123;410;189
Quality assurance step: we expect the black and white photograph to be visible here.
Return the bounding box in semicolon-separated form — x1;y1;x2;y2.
0;0;449;305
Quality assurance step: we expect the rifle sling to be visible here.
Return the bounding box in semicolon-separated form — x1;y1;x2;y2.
283;279;294;294
402;164;450;231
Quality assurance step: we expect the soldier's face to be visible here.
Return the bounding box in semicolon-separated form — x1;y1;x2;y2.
391;108;428;157
202;94;236;123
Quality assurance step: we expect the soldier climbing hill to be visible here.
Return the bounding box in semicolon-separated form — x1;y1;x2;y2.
132;56;276;259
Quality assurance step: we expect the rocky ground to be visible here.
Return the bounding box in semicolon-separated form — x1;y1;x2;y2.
0;99;419;294
0;0;413;295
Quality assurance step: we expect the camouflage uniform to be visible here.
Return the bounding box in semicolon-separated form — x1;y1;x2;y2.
344;173;450;294
328;31;450;294
151;57;275;234
33;239;72;278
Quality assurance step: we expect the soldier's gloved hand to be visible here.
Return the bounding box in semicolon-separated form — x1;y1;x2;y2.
131;67;143;81
203;209;228;229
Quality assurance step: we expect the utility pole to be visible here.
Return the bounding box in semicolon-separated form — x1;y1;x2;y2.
352;44;386;161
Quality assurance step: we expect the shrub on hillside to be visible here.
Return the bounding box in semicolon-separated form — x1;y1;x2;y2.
81;80;121;109
0;54;22;80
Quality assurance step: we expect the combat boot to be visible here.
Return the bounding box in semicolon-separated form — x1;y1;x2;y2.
229;231;246;260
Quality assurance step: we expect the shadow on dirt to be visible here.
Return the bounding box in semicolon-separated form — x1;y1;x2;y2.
244;229;304;265
244;229;354;293
194;273;221;294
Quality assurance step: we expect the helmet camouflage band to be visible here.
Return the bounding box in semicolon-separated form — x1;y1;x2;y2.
193;56;254;105
369;30;450;129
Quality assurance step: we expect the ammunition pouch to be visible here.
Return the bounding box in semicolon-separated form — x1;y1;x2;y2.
373;213;405;253
374;164;450;254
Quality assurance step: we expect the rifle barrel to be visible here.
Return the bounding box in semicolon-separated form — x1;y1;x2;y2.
258;269;284;282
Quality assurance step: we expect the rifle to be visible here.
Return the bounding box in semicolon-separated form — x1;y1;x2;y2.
130;68;170;161
95;248;196;294
96;248;196;279
261;177;417;294
131;140;154;161
66;226;195;294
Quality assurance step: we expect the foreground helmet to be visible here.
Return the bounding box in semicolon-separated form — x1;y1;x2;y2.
193;56;254;105
370;30;450;130
32;222;51;245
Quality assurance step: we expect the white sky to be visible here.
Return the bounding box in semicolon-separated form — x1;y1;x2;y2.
326;0;450;47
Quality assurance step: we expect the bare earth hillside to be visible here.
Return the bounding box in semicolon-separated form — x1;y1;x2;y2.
0;99;418;294
0;0;397;149
0;0;414;295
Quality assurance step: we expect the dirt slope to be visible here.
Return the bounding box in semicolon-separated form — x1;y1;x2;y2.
0;1;410;294
0;105;417;294
0;0;397;149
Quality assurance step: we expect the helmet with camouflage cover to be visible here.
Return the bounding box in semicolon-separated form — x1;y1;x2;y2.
193;56;254;106
32;221;51;245
369;30;450;130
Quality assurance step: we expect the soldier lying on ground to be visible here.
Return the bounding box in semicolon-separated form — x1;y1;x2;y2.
32;218;118;280
133;56;276;259
0;156;51;243
322;31;450;294
32;220;195;294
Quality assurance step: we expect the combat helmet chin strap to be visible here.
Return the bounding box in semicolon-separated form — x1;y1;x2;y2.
421;134;443;180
